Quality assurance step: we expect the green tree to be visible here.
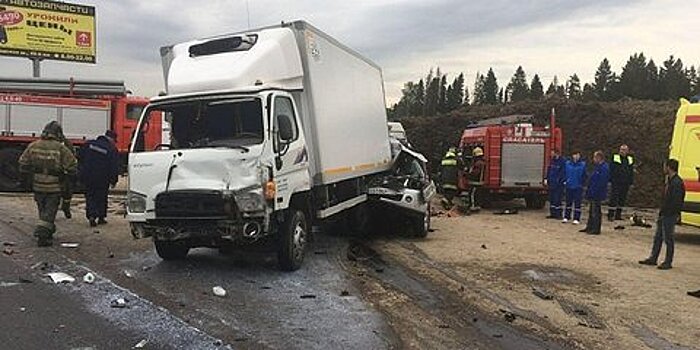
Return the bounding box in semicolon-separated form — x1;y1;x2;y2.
438;74;448;113
566;74;582;100
546;76;565;98
446;73;465;110
507;66;530;102
498;87;505;104
482;68;499;105
619;53;648;99
473;73;486;105
646;60;661;100
687;65;699;97
582;83;596;101
423;69;441;115
594;58;614;101
660;56;691;100
530;74;544;100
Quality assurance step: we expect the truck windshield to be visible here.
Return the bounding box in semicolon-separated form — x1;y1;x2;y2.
132;97;263;152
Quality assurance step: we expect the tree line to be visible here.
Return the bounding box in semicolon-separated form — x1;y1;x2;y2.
389;53;700;119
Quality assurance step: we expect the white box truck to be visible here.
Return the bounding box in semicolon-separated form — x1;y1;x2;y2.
127;21;433;270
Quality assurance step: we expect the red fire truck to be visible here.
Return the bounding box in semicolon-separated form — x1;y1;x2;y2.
458;114;563;209
0;77;162;191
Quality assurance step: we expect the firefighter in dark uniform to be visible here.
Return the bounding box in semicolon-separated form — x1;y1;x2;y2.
79;130;120;227
467;147;486;211
18;121;78;246
57;128;76;219
440;147;459;209
608;144;635;221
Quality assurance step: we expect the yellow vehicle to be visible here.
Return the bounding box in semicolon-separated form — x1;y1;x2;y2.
670;98;700;227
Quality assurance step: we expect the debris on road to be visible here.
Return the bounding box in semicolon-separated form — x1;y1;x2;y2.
1;281;20;287
133;339;148;348
614;225;626;230
340;290;350;297
300;294;317;299
687;290;700;299
46;272;75;284
499;308;517;323
532;286;554;300
213;339;224;346
481;244;488;250
494;208;519;215
60;242;80;248
212;286;227;297
107;251;115;258
83;272;96;284
3;247;14;255
124;270;135;278
2;241;16;246
631;213;653;228
31;262;57;271
110;297;128;308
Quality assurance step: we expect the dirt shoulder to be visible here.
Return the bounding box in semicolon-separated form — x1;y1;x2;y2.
370;204;700;349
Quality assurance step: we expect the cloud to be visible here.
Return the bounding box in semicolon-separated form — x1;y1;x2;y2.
0;0;696;105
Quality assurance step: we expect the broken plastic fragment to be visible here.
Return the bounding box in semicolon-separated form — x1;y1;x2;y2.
46;272;75;284
83;273;95;284
134;339;148;348
60;242;80;248
110;298;128;308
212;286;227;297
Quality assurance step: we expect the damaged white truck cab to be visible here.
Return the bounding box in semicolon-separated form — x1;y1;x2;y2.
127;21;408;270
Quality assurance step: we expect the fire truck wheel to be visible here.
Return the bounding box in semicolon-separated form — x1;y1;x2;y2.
525;195;547;209
0;148;25;192
154;240;190;260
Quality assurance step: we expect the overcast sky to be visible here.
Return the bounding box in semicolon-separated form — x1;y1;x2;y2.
1;0;699;104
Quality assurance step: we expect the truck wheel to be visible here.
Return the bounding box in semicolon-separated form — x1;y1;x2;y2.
0;148;25;192
154;240;190;260
525;195;546;209
278;209;308;271
410;204;431;238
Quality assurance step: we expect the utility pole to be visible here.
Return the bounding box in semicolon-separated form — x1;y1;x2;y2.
31;57;43;78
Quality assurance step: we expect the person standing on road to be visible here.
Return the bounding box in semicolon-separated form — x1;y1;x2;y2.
467;147;486;211
563;151;586;224
79;130;120;227
57;128;77;219
608;144;635;221
18;121;78;246
440;147;460;209
580;151;609;235
639;159;685;270
546;149;566;219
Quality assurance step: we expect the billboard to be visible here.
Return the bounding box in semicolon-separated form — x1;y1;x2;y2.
0;0;95;63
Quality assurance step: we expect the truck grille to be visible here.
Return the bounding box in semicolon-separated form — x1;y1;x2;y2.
155;190;228;218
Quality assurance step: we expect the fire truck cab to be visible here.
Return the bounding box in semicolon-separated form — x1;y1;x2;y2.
458;115;563;209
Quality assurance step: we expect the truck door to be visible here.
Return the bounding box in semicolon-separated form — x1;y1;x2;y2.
271;93;309;209
680;119;700;225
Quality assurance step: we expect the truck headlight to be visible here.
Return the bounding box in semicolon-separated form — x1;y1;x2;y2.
127;191;147;213
235;189;265;212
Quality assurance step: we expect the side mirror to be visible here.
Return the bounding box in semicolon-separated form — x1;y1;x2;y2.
277;114;294;142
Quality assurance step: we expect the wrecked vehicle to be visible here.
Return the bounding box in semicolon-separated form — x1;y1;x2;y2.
127;21;425;271
368;146;436;237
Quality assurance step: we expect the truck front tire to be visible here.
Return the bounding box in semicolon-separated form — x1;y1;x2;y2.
410;204;431;238
154;240;190;260
278;209;308;271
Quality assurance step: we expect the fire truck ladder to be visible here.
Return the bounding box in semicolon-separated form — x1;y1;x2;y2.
0;77;128;96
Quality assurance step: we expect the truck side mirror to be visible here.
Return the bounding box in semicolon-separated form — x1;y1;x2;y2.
277;114;294;142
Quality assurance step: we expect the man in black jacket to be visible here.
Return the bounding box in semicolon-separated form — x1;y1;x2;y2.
608;144;635;221
639;159;685;270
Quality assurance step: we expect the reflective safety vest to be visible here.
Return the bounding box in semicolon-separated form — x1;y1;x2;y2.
612;154;634;165
441;152;458;188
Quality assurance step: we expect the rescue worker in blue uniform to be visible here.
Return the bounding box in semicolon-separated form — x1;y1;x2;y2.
608;144;635;221
546;149;566;219
79;130;120;227
563;151;586;224
581;151;610;235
